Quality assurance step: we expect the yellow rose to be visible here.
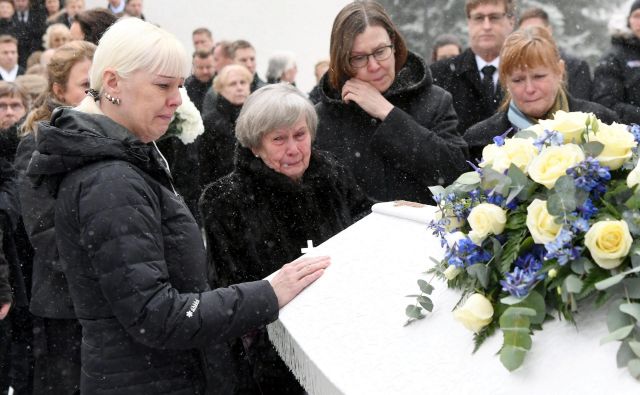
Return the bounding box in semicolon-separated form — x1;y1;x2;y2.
443;265;462;280
526;199;563;244
480;138;538;174
627;162;640;188
467;203;506;245
528;144;585;189
538;111;592;144
587;122;637;170
584;220;633;269
453;293;494;333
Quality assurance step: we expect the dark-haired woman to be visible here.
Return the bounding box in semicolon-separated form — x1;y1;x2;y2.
315;0;468;203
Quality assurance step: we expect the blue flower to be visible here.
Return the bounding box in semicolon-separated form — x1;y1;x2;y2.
566;157;610;198
533;129;564;152
445;237;492;269
427;219;448;249
630;124;640;143
492;128;512;147
544;228;583;265
500;252;545;298
486;192;505;206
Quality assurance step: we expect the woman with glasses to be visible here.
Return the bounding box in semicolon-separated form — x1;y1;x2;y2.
315;0;468;203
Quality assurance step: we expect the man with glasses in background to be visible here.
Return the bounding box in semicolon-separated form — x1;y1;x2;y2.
431;0;515;135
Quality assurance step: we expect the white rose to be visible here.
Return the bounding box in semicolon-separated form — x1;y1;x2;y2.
480;138;538;174
584;220;633;269
587;122;637;170
528;144;585;189
174;88;205;144
526;199;563;244
538;110;591;143
627;162;640;188
453;293;494;333
443;265;462;280
467;203;507;245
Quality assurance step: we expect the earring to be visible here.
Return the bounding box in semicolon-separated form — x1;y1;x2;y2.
104;92;121;105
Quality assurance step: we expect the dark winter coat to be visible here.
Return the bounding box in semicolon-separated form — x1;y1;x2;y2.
464;95;619;162
0;158;17;307
430;48;503;134
561;48;593;101
184;75;212;114
15;133;76;318
593;34;640;124
27;108;280;395
315;51;468;204
198;94;242;190
200;146;371;394
12;13;45;69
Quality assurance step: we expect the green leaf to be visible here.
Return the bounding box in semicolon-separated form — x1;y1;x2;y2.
618;341;638;368
428;185;446;200
499;230;528;273
417;279;434;295
608;300;633;332
547;176;577;216
514;291;546;325
628;359;640;380
417;296;433;312
564;274;584;294
405;305;424;320
623;278;640;298
501;296;524;305
501;306;537;318
582;141;605;157
455;171;481;185
504;330;533;350
506;164;528;204
467;264;490;288
491;237;503;265
500;345;528;371
596;265;640;290
620;303;640;322
600;324;635;345
481;168;511;196
629;341;640;358
571;258;591;275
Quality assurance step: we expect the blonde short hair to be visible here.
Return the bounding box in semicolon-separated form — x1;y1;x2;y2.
213;64;252;94
88;18;189;94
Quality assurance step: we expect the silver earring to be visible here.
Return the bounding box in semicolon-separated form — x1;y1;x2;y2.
104;92;121;105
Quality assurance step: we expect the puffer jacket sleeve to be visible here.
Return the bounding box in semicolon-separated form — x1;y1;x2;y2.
62;163;279;349
370;86;469;187
592;53;640;124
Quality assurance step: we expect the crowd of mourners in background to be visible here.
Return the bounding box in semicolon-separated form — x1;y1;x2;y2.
0;0;639;394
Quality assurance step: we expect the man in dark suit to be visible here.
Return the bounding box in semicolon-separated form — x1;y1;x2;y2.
11;0;44;69
517;7;592;101
0;35;24;81
184;49;215;113
431;0;515;134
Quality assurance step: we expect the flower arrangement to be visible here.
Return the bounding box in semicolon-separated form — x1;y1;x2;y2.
161;87;205;144
406;111;640;380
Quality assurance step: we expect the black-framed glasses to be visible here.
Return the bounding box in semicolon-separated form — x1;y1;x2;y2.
468;12;509;24
349;45;394;68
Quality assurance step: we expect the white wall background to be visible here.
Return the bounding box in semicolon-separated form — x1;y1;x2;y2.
85;0;351;92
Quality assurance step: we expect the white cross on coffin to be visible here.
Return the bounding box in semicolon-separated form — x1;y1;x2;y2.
301;240;314;254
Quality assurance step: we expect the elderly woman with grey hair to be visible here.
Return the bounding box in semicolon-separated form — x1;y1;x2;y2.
266;51;298;84
199;83;372;394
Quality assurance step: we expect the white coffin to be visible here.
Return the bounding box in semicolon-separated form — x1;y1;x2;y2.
267;202;638;395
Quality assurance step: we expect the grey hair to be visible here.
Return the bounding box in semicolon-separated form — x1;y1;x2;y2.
265;51;296;83
235;83;317;149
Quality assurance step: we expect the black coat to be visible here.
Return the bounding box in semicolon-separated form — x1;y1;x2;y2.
592;34;640;124
315;51;468;203
184;75;212;114
0;158;17;307
27;108;279;395
199;147;371;394
198;95;242;190
201;73;267;120
431;48;504;134
464;95;620;162
561;48;592;101
12;13;45;69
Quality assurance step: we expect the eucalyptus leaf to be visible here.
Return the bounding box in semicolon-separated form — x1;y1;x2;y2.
628;359;640;380
501;296;524;305
513;291;546;325
620;303;640;322
571;258;591;275
467;264;490;288
500;345;527;371
607;300;633;332
481;168;511;196
428;185;446;200
506;164;528;204
405;305;424;320
623;278;640;298
455;171;481;185
417;296;433;312
504;331;533;350
417;279;434;295
547;189;577;217
618;341;637;368
582;141;605;157
629;341;640;358
501;306;537;318
565;274;584;294
600;324;635;345
491;237;503;264
596;265;640;290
